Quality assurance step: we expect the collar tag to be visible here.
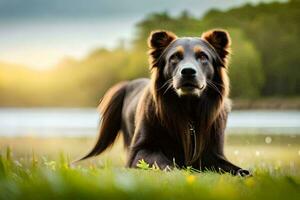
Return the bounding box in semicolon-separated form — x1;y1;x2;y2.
189;123;196;136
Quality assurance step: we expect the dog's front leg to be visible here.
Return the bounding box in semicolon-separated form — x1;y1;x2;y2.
127;114;174;170
200;152;251;176
128;149;174;170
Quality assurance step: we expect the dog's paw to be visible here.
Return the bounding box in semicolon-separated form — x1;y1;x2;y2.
236;169;252;177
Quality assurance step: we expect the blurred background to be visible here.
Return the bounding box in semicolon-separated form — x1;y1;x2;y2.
0;0;299;168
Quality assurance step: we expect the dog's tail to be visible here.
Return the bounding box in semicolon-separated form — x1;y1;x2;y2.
74;81;128;162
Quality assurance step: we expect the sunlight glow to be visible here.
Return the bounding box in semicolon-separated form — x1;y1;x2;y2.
0;48;67;70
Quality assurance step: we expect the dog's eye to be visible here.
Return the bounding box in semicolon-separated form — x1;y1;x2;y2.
169;52;183;64
196;52;208;62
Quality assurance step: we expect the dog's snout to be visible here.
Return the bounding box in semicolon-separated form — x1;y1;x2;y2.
181;68;196;77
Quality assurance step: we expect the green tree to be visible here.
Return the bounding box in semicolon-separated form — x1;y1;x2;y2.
228;29;264;98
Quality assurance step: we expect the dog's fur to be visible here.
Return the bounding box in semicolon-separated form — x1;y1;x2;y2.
78;29;250;176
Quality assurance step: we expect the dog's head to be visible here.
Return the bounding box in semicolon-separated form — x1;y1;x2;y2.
148;29;230;97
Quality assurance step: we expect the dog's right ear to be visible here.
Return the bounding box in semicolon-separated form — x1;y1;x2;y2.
148;30;177;49
148;30;177;68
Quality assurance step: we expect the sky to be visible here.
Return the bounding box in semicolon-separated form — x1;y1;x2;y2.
0;0;283;69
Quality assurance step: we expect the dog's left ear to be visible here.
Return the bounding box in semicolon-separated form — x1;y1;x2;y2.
148;30;177;68
201;29;231;61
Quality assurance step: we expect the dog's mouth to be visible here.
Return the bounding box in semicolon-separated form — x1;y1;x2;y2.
174;80;205;97
180;82;199;90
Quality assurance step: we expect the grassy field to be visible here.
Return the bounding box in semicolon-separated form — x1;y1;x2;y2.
0;135;300;200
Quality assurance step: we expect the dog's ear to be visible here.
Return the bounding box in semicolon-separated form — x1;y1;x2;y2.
148;30;177;68
148;30;177;49
201;29;231;60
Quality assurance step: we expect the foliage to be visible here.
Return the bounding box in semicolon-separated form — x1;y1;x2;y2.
229;29;264;98
136;159;150;170
0;145;299;200
202;0;300;96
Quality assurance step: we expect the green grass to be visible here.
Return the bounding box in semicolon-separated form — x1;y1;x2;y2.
0;135;300;200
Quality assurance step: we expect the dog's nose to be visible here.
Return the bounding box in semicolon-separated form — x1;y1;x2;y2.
181;68;196;77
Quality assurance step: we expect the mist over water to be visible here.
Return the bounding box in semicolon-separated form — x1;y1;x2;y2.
0;108;299;137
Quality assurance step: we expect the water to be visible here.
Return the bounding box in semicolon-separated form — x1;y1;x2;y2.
0;108;299;137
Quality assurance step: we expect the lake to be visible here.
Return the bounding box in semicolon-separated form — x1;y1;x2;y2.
0;108;299;137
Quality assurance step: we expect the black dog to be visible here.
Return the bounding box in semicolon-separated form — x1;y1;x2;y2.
78;29;250;176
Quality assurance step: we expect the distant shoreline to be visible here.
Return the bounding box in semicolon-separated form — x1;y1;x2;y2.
232;98;300;110
0;98;299;110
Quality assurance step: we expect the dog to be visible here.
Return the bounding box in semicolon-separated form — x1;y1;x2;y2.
78;29;250;176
